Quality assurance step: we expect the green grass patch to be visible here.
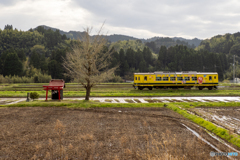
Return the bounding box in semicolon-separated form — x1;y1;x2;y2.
1;83;240;97
172;101;240;109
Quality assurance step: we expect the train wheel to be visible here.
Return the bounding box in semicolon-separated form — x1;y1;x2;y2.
199;87;203;90
208;86;213;90
138;87;143;90
148;87;153;90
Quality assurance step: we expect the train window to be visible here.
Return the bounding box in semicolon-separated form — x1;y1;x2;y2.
184;77;190;81
192;77;197;81
177;77;183;81
214;76;216;79
144;76;147;81
156;77;161;81
163;77;169;81
135;77;137;80
138;77;140;80
170;77;176;81
209;76;212;81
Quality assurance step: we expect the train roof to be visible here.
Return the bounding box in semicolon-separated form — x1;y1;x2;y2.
134;71;218;75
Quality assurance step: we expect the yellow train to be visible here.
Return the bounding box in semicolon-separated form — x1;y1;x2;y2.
133;71;218;90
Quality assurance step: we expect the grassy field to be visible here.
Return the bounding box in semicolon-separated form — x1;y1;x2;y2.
0;82;240;97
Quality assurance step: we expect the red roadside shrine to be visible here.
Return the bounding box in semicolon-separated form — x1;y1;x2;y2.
43;79;65;100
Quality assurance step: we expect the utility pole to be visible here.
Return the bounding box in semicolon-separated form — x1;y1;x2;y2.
233;55;235;83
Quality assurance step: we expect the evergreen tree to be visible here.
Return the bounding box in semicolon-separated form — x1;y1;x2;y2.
119;48;125;62
40;53;48;73
48;48;67;79
139;60;147;72
48;60;59;78
110;50;120;75
135;49;144;69
158;46;167;69
119;48;125;76
17;49;26;61
126;48;135;68
3;52;23;76
4;24;13;30
143;47;152;65
122;61;129;76
215;54;224;80
30;50;40;69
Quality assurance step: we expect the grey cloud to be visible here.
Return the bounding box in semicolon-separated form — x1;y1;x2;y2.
71;0;240;38
0;0;240;39
0;0;18;6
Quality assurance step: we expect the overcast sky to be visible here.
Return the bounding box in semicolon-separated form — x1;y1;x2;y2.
1;0;240;39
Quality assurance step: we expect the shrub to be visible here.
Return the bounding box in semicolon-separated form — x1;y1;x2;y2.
33;73;52;83
107;75;124;83
222;79;230;83
0;75;6;83
0;73;50;83
30;92;40;100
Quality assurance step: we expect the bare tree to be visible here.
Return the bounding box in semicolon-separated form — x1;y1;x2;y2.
63;26;118;100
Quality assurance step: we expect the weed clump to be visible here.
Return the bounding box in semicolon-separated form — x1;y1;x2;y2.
30;92;39;100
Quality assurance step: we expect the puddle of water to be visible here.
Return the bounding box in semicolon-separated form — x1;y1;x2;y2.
212;115;231;121
6;99;25;105
182;123;222;153
232;118;240;122
188;121;240;156
207;132;240;153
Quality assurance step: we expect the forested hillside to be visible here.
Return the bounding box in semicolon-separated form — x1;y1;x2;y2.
195;32;240;80
0;24;238;83
145;37;196;54
37;25;201;53
0;25;72;82
38;25;201;45
197;32;240;55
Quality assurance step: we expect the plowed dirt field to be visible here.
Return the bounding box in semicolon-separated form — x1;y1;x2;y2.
0;107;236;159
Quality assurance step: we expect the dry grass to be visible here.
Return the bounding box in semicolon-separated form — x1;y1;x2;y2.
0;107;229;160
31;120;224;160
133;99;141;103
105;99;113;102
125;99;135;103
114;99;120;102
